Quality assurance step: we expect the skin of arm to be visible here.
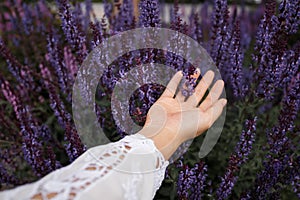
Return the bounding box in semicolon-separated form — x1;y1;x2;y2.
138;69;227;160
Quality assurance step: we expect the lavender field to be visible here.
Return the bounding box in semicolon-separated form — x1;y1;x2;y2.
0;0;299;199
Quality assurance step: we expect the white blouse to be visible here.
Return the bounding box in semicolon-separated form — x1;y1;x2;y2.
0;134;169;200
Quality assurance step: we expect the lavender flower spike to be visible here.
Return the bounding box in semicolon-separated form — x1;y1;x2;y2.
216;117;257;200
56;0;87;63
228;20;247;98
139;0;161;28
177;161;208;199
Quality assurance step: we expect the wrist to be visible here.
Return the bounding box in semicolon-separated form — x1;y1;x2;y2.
138;127;183;160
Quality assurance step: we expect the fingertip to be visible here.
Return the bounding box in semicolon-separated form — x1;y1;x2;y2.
206;70;215;77
175;71;184;81
221;98;227;106
177;70;183;76
218;79;225;86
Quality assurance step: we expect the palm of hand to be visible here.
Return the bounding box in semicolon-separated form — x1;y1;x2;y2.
144;69;226;143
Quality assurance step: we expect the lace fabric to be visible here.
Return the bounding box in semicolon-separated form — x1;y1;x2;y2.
0;134;169;200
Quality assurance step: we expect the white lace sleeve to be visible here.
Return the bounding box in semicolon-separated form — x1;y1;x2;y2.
0;134;169;200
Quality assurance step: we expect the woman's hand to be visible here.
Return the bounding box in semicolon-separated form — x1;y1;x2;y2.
138;69;227;160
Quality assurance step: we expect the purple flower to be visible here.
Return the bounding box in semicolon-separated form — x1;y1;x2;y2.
216;117;257;199
139;0;161;28
177;164;194;199
40;64;86;162
275;49;299;90
278;0;300;34
280;155;300;198
90;19;105;48
56;0;87;63
0;38;35;91
165;2;193;87
177;161;208;199
210;0;230;76
251;2;279;100
200;2;211;44
84;0;93;33
21;3;34;35
228;20;247;98
63;46;78;84
190;161;208;200
217;170;238;200
114;0;135;32
34;0;52;34
0;78;60;176
46;30;69;96
248;73;299;198
238;8;252;51
265;72;299;157
170;1;188;34
0;145;23;186
251;0;297;100
103;0;113;24
292;171;300;198
181;77;196;98
189;10;202;44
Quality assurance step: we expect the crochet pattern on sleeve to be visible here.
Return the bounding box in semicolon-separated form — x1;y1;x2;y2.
0;134;169;200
